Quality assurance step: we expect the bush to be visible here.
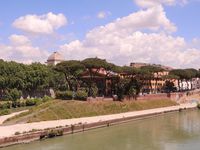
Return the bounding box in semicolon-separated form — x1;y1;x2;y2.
47;129;64;138
14;132;21;135
47;130;57;138
75;90;88;101
57;129;64;136
19;101;26;107
0;109;10;116
25;98;42;106
0;102;12;109
90;84;98;98
42;96;53;102
3;89;22;102
197;104;200;109
55;91;73;100
25;99;36;106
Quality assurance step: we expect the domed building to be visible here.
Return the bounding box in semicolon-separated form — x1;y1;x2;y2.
46;52;64;65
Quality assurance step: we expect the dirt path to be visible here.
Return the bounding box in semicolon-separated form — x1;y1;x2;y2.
0;110;28;125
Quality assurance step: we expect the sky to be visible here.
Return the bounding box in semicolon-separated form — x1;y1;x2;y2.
0;0;200;68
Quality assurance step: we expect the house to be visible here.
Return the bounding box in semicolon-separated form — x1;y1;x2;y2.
80;68;119;97
130;62;172;94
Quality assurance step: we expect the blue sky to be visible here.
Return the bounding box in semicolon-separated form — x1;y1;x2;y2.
0;0;199;41
0;0;200;68
0;0;137;41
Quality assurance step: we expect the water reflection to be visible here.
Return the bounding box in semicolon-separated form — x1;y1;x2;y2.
2;110;200;150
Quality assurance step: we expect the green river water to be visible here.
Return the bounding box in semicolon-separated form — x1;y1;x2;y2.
2;110;200;150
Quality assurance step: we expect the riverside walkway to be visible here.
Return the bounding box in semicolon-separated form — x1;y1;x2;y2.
0;103;197;138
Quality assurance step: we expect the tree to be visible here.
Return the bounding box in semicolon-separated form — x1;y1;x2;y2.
81;58;115;96
115;66;141;100
3;89;22;107
55;60;85;91
24;63;52;93
169;69;198;91
162;81;177;93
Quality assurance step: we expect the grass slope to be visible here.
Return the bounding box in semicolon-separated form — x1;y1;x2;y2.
4;99;177;124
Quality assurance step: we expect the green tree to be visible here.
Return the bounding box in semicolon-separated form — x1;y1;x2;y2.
82;58;115;96
55;60;85;91
162;81;177;93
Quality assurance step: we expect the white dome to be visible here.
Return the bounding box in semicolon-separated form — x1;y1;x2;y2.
47;52;64;61
47;52;64;65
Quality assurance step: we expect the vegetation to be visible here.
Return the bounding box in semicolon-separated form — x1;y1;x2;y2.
54;60;85;91
0;109;10;116
169;69;199;91
76;90;88;100
1;58;200;103
0;60;66;100
0;96;52;116
55;91;73;100
197;103;200;109
4;99;177;124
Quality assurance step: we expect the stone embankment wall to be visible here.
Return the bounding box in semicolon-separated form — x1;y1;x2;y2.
137;92;185;101
88;92;186;101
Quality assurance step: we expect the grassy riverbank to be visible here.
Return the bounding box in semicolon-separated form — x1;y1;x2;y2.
4;99;177;124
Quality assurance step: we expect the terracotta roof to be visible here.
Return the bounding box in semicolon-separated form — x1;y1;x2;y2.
47;52;64;61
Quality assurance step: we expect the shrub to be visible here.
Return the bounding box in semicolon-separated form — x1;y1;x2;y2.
0;102;12;109
47;129;64;138
42;96;53;102
55;91;73;100
57;129;64;136
197;104;200;109
25;99;35;106
14;132;21;135
90;85;98;98
75;90;88;101
15;100;23;107
0;109;10;116
25;99;42;106
3;89;22;102
20;101;26;107
47;130;57;138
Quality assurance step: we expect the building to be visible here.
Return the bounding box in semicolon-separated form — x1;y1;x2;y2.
130;62;172;94
46;52;64;66
174;78;200;91
130;62;173;71
192;78;200;89
130;62;148;68
80;68;119;97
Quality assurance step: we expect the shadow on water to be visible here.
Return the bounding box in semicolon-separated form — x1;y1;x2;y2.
2;110;200;150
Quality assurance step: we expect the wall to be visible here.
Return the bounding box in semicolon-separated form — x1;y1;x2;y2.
137;92;185;101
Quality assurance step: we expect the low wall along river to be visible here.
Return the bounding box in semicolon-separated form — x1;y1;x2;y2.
1;108;200;150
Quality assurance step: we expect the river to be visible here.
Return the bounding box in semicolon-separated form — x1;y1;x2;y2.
2;110;200;150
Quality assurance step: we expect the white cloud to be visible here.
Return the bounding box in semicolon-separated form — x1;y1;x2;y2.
97;11;111;19
92;5;176;35
134;0;188;8
60;31;200;68
13;12;67;34
0;35;49;63
59;3;200;69
9;34;31;46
